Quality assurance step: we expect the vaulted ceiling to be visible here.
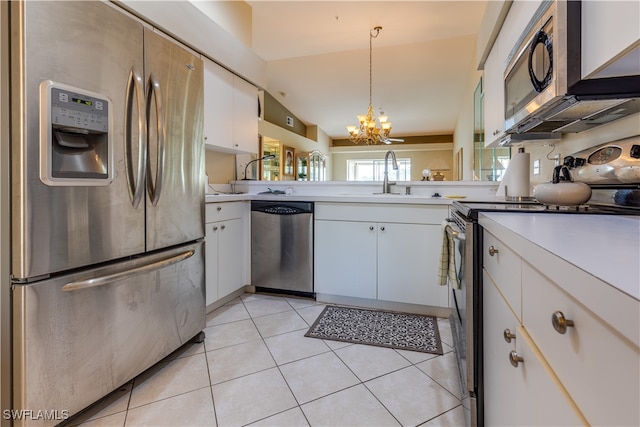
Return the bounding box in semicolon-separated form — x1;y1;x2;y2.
247;1;488;140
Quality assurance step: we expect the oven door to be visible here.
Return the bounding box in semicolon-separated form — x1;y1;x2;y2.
448;211;477;425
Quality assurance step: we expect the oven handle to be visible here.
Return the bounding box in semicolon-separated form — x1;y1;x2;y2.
446;222;466;241
61;250;195;292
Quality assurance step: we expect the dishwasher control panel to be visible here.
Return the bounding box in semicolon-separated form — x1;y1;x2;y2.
263;206;301;214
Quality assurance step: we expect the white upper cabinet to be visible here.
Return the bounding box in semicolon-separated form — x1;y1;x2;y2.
483;40;505;147
203;57;258;154
581;1;640;79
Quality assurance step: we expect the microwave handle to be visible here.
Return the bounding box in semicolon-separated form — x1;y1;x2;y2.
528;29;554;93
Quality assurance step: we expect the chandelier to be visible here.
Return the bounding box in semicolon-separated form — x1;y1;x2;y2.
346;26;392;145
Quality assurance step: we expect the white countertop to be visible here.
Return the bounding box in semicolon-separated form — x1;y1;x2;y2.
205;192;458;205
205;180;500;204
480;212;640;301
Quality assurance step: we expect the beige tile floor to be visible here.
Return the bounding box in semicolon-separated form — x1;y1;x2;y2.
65;293;465;427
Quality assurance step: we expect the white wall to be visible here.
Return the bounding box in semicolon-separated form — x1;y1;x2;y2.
523;113;640;186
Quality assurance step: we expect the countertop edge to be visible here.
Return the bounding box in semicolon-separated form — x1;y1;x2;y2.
205;193;467;204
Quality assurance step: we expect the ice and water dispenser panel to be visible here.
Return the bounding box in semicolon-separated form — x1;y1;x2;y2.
40;81;112;186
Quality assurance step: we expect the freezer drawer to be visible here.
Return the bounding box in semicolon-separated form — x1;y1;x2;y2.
12;242;205;426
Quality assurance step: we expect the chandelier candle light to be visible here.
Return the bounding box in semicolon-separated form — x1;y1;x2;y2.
347;26;393;145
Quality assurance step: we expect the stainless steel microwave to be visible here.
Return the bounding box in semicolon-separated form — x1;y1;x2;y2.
503;0;640;137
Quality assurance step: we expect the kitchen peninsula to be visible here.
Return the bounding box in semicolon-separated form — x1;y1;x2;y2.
480;212;639;426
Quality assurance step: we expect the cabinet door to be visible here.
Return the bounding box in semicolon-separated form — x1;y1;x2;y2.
483;272;520;425
377;223;448;307
582;1;640;78
233;77;258;153
203;58;234;150
314;220;377;299
205;222;220;306
484;271;585;426
515;327;585;426
483;40;504;147
217;218;245;299
522;262;639;427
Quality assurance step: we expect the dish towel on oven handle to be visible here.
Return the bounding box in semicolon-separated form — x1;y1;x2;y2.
438;220;462;289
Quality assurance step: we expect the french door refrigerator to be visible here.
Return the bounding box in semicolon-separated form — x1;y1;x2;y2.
8;1;205;424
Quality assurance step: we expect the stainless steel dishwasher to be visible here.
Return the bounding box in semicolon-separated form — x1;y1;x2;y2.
251;201;314;296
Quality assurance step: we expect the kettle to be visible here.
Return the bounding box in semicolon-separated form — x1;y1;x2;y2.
533;165;592;206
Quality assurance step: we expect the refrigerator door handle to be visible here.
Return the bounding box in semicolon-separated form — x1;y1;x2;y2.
61;250;195;292
146;73;165;207
125;68;147;208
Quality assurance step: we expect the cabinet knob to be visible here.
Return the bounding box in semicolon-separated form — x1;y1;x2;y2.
380;226;385;231
488;246;499;256
551;311;575;334
503;328;516;343
369;226;374;231
212;226;218;231
509;350;524;368
221;224;225;230
217;206;222;211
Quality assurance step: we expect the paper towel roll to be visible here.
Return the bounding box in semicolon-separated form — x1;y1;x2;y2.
496;151;531;199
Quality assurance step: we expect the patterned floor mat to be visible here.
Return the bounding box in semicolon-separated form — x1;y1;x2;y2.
305;305;443;354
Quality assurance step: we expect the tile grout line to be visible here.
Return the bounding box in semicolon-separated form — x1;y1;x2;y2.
241;295;308;426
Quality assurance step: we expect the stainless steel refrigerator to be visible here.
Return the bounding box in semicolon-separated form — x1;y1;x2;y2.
7;2;205;424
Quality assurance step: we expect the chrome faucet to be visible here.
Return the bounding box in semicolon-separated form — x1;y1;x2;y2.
382;150;399;194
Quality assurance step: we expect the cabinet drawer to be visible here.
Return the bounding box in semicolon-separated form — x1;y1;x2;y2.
522;262;640;427
205;201;245;223
483;231;522;319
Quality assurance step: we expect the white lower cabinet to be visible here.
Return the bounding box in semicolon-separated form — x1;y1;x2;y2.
483;272;583;426
522;262;640;427
205;202;247;310
482;225;639;426
377;222;446;306
314;203;448;307
314;220;377;299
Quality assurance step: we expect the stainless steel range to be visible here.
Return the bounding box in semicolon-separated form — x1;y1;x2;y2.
448;194;640;427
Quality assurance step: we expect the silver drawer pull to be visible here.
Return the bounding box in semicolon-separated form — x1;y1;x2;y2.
488;246;499;256
552;311;575;334
217;206;222;211
369;226;374;231
503;329;516;343
509;350;524;368
221;224;226;230
380;226;385;231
